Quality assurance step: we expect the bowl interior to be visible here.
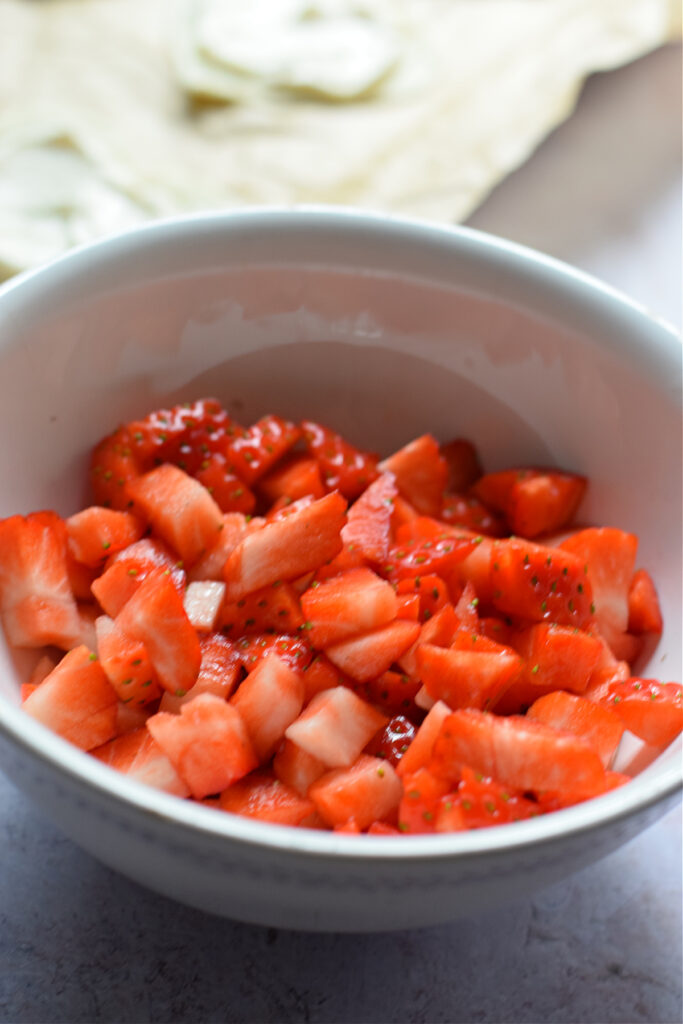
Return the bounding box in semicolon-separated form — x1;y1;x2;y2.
0;212;680;811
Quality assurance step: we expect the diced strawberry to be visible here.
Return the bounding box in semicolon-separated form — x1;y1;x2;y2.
219;581;303;635
75;603;99;651
66;555;99;602
95;615;162;706
313;544;367;583
194;454;256;515
28;653;59;686
147;693;257;799
90;428;140;511
507;472;587;538
187;514;263;582
301;420;379;499
453;581;480;631
301;653;349;703
398;767;451;833
159;632;242;713
396;593;421;621
116;569;201;695
309;755;401;830
92;727;189;797
21;682;39;702
383;533;476;584
23;645;117;750
92;537;185;618
490;537;594;628
126;398;234;466
479;616;515;647
126;464;224;566
236;633;313;674
325;619;420;683
367;821;401;836
395;700;451;778
272;738;327;795
181;580;224;632
560;528;637;644
440;493;505;536
431;709;607;796
512;622;603;694
114;699;152;736
226;414;301;484
628;569;663;635
448;766;541;829
605;678;683;747
397;603;460;680
231;654;305;761
364;715;417;767
434;795;467;833
222;492;347;600
418;634;522;711
265;495;315;523
219;770;315;826
379;434;448;517
390;496;421;534
300;568;397;648
440;438;483;492
355;669;421;718
527;691;624;769
66;508;144;568
258;455;325;505
396;574;449;624
0;511;81;649
285;686;387;767
454;534;496;604
536;770;631;811
341;473;397;564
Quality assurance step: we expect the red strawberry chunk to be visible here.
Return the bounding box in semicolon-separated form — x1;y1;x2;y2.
379;434;448;517
513;622;603;694
440;493;505;536
364;714;417;767
90;428;140;511
448;766;540;829
127;398;238;468
222;492;347;600
341;472;397;564
431;708;607;796
159;632;242;713
396;574;449;624
66;507;144;568
560;528;637;642
92;537;185;618
237;633;313;674
301;421;379;500
273;738;327;795
383;533;476;583
355;670;422;719
23;645;118;750
183;580;226;632
285;686;387;767
220;581;303;635
628;568;663;635
440;439;483;492
0;511;81;649
231;654;305;761
397;603;459;680
187;514;263;582
116;569;201;695
92;727;190;797
226;414;301;484
219;770;316;826
506;472;587;538
259;455;326;505
95;615;162;706
147;693;258;799
325;619;420;683
396;593;421;621
301;653;349;703
194;454;256;515
309;755;402;830
301;567;397;648
491;537;594;628
527;691;624;769
313;543;367;583
605;678;683;747
126;464;224;566
418;635;522;711
399;766;452;833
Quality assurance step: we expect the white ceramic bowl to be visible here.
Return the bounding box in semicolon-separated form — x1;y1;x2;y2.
0;209;680;932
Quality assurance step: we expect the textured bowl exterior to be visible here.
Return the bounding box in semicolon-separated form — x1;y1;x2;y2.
0;209;680;931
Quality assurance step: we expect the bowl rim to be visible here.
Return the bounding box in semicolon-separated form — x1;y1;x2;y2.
0;206;680;862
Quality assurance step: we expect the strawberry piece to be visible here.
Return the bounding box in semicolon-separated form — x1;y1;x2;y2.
383;533;477;583
194;454;256;515
507;472;587;538
0;511;81;649
355;669;422;719
66;507;144;568
390;496;421;534
379;434;448;517
23;645;117;750
219;770;315;826
440;438;483;492
536;770;631;811
364;714;417;767
325;619;420;683
397;603;460;680
92;537;185;618
126;464;224;566
114;699;152;737
92;727;190;797
147;693;258;800
418;634;522;711
628;569;663;635
605;678;683;747
431;708;607;797
513;622;603;694
560;528;637;644
226;414;301;484
440;493;505;536
285;686;387;767
90;428;140;511
236;633;313;674
231;654;305;761
127;398;239;469
95;615;162;706
301;420;378;499
187;514;263;582
222;492;347;600
159;633;242;714
258;455;325;505
367;821;401;836
219;581;303;635
454;534;497;604
300;567;397;648
313;543;367;583
183;580;226;632
116;569;201;695
301;653;349;703
273;739;327;795
527;691;624;768
491;537;594;628
309;755;402;830
434;795;467;833
396;574;449;624
398;701;453;779
396;593;421;621
398;767;451;834
341;472;397;564
448;766;540;829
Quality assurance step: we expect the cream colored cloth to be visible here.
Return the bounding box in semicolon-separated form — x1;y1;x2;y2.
0;0;679;278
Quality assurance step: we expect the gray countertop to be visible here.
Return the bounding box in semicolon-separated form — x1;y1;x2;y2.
1;42;681;1024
